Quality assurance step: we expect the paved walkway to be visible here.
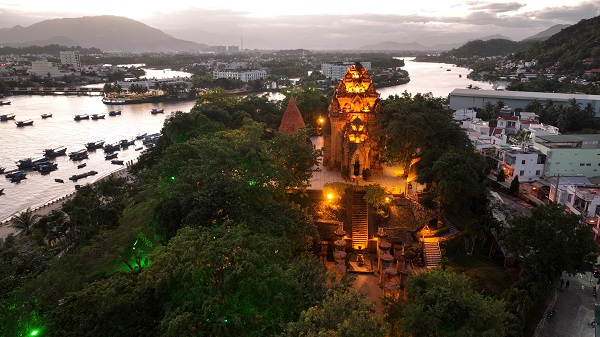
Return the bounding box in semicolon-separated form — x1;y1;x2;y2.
537;272;597;337
309;136;412;195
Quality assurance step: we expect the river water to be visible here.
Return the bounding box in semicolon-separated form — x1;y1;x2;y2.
0;59;494;221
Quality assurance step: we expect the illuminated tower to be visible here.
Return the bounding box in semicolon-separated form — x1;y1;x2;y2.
324;62;381;178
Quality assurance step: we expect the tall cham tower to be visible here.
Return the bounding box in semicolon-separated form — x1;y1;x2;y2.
324;62;381;178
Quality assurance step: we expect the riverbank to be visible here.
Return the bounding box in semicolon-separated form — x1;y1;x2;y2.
0;163;134;239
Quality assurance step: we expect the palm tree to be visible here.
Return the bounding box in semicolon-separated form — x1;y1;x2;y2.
11;207;39;235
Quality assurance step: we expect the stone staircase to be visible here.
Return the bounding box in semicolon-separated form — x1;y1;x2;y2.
351;189;368;250
423;238;442;269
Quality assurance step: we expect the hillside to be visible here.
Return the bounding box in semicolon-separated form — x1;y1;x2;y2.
0;15;207;52
515;16;600;73
443;39;534;58
522;24;570;41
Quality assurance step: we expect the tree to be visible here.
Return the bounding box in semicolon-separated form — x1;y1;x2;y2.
496;169;506;182
384;269;509;337
11;208;39;236
504;203;600;276
283;288;387;337
509;175;519;195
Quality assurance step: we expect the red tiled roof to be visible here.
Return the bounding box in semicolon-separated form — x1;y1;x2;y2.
279;96;305;134
499;116;519;121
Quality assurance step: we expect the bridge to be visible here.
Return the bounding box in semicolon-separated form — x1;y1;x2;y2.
11;87;104;95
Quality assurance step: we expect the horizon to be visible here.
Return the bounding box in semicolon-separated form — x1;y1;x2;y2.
0;0;599;49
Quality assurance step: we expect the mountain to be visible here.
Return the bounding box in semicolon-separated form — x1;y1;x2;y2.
443;39;534;58
0;16;208;52
522;24;571;41
475;34;512;41
516;16;600;73
358;41;430;51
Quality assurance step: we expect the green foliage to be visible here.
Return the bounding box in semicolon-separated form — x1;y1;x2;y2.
504;203;600;277
11;208;40;236
362;168;371;180
281;87;330;131
364;184;387;209
496;169;506;182
283;288;387;337
446;39;534;58
385;269;510;337
509;176;519;195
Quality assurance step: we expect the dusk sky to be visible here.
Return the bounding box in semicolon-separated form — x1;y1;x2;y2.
1;0;598;49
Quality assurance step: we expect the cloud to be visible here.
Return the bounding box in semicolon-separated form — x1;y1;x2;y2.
467;2;526;13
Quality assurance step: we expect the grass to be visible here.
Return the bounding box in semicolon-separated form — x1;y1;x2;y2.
442;237;518;298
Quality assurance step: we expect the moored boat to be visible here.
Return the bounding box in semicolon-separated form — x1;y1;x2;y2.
55;178;64;183
41;113;53;118
74;114;89;121
150;108;164;114
119;139;135;148
108;110;122;116
15;119;34;127
8;171;26;182
0;167;4;174
0;114;15;121
77;163;87;169
0;101;11;105
111;159;124;165
102;98;126;105
44;146;67;157
104;143;121;153
85;140;105;150
105;153;118;160
0;188;4;194
91;113;105;120
69;149;89;161
38;162;58;173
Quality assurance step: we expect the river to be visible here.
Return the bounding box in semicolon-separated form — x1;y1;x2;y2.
0;59;494;222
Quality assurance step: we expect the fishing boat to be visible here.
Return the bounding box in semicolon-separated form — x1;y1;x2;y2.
111;159;124;165
91;113;105;120
77;163;87;169
150;108;164;114
55;178;64;183
44;146;67;157
135;133;147;140
69;149;89;161
108;110;122;116
38;162;58;173
0;114;15;121
8;171;26;183
85;140;105;150
18;157;50;170
0;101;11;105
120;139;135;148
74;114;89;121
0;167;5;174
0;188;4;194
102;98;126;105
41;113;53;118
15;119;34;127
105;153;118;160
104;143;121;153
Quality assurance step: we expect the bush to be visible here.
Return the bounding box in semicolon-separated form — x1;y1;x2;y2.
362;168;371;180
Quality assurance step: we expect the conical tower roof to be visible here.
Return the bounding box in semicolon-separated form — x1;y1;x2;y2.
279;96;305;134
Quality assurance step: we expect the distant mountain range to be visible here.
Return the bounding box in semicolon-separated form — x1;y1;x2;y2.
0;16;208;52
358;25;569;52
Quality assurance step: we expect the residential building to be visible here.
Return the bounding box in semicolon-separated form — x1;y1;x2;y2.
496;146;546;182
28;61;70;78
321;62;372;80
59;50;81;72
534;134;600;178
212;69;267;82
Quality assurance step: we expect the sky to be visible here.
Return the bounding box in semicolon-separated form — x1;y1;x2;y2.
0;0;599;49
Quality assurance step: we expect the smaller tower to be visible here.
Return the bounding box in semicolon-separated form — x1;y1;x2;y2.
279;97;305;135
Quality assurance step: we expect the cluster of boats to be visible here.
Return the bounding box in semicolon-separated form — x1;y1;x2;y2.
74;111;122;121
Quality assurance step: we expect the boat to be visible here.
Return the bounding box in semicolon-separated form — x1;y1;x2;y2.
85;140;105;150
0;188;4;195
16;158;34;170
135;133;147;140
0;114;16;121
447;69;451;71
74;114;89;121
55;178;64;183
38;162;58;173
91;113;105;120
0;113;15;121
15;119;34;127
69;170;97;181
135;146;143;151
8;171;26;183
0;167;4;174
104;143;121;153
69;149;89;161
150;108;164;114
459;74;462;78
111;160;124;165
77;163;87;169
0;101;10;105
102;98;126;105
44;146;67;157
120;139;135;148
108;110;122;116
105;153;118;160
41;113;53;118
88;170;98;176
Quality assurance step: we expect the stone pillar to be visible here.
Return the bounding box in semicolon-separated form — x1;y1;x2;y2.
319;240;328;265
333;250;347;275
379;253;394;285
378;240;391;273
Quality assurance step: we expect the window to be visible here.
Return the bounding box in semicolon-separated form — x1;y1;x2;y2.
521;160;526;164
581;163;586;166
535;170;541;175
519;170;524;176
568;194;573;202
587;163;592;166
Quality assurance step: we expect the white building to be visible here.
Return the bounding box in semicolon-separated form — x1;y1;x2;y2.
534;134;600;178
28;61;69;78
498;146;546;182
321;62;372;80
59;50;81;72
212;69;267;82
453;108;476;121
